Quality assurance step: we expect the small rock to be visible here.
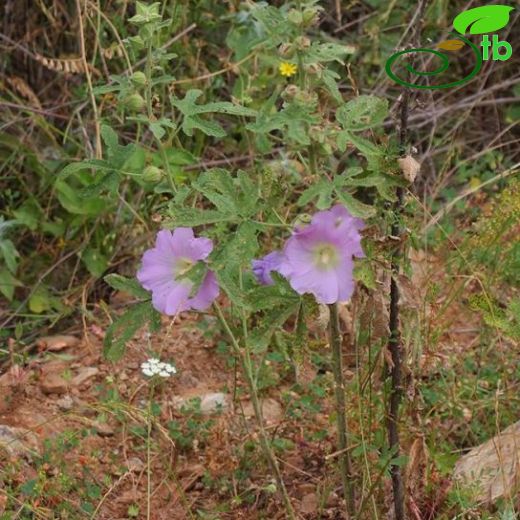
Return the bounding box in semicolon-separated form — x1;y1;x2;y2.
41;373;68;395
177;370;199;388
242;398;283;424
453;420;520;503
37;335;80;352
127;457;145;473
56;395;74;411
300;492;318;515
173;392;230;415
93;422;114;437
72;367;99;387
296;482;315;499
199;392;230;414
0;425;39;457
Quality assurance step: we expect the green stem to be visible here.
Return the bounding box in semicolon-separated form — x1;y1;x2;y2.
146;383;154;520
328;303;356;518
213;303;296;520
145;40;177;193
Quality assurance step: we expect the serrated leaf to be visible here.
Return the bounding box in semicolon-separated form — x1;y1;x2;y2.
354;259;376;289
59;159;109;180
100;125;118;151
104;274;150;299
215;269;250;309
337;96;388;131
306;42;353;64
248;303;300;351
193;169;259;218
212;222;258;271
453;5;513;35
340;131;384;157
247;276;299;312
172;90;255;137
168;207;234;226
336;191;376;218
321;69;343;103
104;302;159;361
298;180;334;209
183;115;226;137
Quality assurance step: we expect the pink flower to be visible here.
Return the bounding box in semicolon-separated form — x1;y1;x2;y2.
252;205;364;304
137;229;219;315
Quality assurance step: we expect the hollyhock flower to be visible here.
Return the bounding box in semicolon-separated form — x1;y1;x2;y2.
137;228;219;315
278;205;364;304
251;251;284;286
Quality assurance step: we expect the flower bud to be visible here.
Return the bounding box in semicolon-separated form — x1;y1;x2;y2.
278;43;295;58
287;9;303;25
143;165;164;183
124;93;145;112
130;71;147;86
295;36;311;50
303;7;320;25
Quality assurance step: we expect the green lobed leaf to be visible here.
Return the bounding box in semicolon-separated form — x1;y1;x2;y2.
104;273;150;299
104;302;159;361
336;96;389;131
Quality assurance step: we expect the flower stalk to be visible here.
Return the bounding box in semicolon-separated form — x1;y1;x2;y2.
328;302;356;518
213;303;297;520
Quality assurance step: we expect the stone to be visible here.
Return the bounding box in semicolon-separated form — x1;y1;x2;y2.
300;492;318;515
56;395;74;411
93;422;114;437
0;425;39;456
72;367;99;387
40;373;68;395
453;420;520;503
127;457;145;473
242;398;283;424
173;392;230;415
37;335;79;352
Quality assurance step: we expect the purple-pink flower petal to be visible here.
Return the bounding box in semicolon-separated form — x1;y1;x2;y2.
277;204;364;304
251;251;284;285
137;228;219;315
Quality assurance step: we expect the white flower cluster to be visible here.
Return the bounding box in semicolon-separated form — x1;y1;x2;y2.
141;358;177;378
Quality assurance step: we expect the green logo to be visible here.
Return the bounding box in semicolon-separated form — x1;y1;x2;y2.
385;5;514;89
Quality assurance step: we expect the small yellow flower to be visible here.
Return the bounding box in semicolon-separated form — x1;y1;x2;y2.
279;61;298;77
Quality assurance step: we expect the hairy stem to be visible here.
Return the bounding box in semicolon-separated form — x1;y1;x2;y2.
145;40;176;193
387;86;410;520
213;303;296;520
329;302;356;518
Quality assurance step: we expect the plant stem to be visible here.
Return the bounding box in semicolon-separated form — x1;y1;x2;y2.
213;303;296;520
145;40;177;194
146;383;154;520
328;303;356;518
386;85;410;520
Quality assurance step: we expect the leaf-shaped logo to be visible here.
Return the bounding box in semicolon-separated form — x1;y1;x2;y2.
453;5;514;35
437;40;465;51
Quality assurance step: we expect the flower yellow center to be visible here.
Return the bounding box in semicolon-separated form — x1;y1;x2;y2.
313;244;339;270
174;257;194;278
